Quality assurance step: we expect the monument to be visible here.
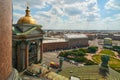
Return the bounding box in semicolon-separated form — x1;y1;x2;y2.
99;55;110;78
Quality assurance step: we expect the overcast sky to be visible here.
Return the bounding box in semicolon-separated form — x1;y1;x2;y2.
13;0;120;30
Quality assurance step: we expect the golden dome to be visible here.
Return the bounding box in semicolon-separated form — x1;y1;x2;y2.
17;6;36;24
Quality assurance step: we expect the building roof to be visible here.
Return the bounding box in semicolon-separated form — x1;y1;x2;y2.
104;38;112;40
12;24;43;35
113;34;120;36
98;34;109;35
43;37;67;43
64;34;88;39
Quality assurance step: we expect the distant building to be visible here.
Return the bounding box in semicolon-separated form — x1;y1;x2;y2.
43;38;68;52
86;34;96;40
97;33;120;40
103;38;112;48
43;34;89;52
64;34;89;48
113;34;120;40
97;33;109;39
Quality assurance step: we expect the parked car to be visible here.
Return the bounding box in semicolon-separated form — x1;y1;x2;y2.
50;62;59;68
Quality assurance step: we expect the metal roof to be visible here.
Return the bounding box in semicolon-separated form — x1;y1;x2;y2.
64;34;88;39
43;37;67;43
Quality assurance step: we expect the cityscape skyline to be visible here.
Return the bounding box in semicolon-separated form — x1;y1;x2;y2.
13;0;120;30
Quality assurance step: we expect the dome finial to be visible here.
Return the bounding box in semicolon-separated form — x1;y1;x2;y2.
25;2;30;16
26;2;29;9
17;2;37;24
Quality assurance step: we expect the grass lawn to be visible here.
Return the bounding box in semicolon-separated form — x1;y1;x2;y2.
100;49;115;56
58;65;120;79
92;55;120;72
59;65;103;79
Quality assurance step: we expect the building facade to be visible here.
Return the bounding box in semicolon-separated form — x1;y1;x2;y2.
97;33;120;40
43;34;89;52
65;34;89;48
12;6;44;71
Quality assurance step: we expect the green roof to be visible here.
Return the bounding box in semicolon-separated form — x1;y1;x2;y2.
12;24;44;35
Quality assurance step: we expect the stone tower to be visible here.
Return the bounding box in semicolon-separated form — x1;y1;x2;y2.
0;0;12;79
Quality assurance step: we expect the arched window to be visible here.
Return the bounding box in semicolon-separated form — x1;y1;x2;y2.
29;42;38;65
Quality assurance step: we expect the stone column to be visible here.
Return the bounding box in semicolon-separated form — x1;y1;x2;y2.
0;1;21;80
25;41;29;68
0;0;12;80
40;40;43;62
17;42;21;71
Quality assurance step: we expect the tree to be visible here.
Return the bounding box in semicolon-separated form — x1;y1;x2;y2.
79;48;87;53
74;57;87;62
88;46;98;53
113;46;120;54
77;51;86;56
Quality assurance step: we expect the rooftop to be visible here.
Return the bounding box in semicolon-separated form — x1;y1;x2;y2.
64;34;88;39
43;37;67;43
113;34;120;36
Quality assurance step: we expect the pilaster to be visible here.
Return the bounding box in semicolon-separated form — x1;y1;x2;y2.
16;41;21;71
40;40;43;63
25;41;29;68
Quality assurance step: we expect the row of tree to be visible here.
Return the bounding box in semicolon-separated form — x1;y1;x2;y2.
104;46;120;54
58;46;98;65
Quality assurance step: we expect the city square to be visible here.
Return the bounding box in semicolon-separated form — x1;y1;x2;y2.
0;0;120;80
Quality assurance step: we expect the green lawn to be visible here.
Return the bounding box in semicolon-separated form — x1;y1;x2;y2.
92;55;120;72
59;65;103;79
100;49;115;56
59;65;120;79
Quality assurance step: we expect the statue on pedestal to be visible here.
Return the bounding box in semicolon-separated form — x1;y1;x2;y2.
99;55;110;78
101;55;110;68
57;57;64;73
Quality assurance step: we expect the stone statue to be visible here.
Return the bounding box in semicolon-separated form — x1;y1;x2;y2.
57;57;64;73
99;55;110;78
59;57;64;69
101;55;110;68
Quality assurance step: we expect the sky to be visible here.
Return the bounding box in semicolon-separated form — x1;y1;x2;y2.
13;0;120;30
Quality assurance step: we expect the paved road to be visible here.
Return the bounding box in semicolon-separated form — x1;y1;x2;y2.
43;51;76;68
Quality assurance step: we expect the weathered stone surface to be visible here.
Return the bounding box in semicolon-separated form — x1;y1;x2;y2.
8;69;21;80
0;0;12;79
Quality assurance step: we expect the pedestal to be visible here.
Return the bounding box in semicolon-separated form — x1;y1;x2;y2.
8;69;21;80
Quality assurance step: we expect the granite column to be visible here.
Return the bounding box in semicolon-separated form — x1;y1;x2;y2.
0;0;12;79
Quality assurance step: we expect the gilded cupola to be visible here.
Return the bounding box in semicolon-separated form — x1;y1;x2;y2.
17;5;36;24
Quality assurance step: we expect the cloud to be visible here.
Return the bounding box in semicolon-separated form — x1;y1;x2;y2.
65;7;82;16
12;0;120;30
12;12;23;24
105;0;120;10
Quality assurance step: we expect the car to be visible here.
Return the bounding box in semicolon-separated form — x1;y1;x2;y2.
50;62;60;68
